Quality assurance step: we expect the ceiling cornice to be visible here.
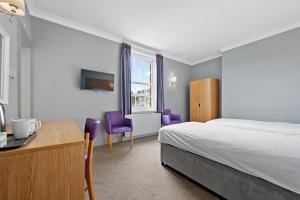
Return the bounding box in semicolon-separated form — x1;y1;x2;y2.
190;53;222;66
220;22;300;52
26;0;122;43
26;0;194;65
26;0;300;66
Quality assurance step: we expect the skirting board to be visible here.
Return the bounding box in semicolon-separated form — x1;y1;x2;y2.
94;132;158;147
161;143;300;200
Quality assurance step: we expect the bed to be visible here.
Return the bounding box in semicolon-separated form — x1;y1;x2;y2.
158;118;300;200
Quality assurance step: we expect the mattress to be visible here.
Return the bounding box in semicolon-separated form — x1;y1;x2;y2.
158;118;300;194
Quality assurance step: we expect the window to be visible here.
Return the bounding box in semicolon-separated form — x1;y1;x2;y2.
131;50;156;113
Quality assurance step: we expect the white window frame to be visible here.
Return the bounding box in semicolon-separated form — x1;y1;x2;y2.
0;24;10;104
131;49;157;113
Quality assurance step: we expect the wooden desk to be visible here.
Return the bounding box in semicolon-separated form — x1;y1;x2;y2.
0;121;85;200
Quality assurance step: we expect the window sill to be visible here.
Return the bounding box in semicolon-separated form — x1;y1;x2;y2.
130;111;158;115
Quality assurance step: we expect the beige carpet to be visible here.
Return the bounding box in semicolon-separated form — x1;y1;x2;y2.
85;135;220;200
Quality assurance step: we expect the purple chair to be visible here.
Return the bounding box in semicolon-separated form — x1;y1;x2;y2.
84;118;100;200
105;111;133;152
161;109;182;126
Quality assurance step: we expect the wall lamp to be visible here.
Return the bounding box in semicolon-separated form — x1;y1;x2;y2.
170;76;177;86
0;0;25;16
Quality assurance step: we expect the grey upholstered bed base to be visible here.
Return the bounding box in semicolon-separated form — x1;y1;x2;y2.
160;143;300;200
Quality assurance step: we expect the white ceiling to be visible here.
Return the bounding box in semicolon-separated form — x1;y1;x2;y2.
27;0;300;65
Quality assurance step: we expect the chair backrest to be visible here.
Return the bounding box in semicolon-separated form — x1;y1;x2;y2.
163;109;172;116
84;118;100;181
162;109;171;124
105;111;123;126
84;118;100;141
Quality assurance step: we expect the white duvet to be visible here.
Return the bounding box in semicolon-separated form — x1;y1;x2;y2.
158;118;300;194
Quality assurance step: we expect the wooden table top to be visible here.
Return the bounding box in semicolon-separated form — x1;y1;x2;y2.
0;120;84;157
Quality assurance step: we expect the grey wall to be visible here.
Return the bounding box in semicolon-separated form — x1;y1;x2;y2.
164;58;191;121
31;17;191;145
222;27;300;123
191;57;222;81
0;14;19;122
10;13;300;136
0;9;31;122
31;17;120;145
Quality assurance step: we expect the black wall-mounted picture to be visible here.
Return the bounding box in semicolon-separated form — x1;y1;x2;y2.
81;69;114;91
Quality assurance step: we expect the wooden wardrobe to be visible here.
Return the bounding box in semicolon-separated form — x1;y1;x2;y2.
190;78;219;122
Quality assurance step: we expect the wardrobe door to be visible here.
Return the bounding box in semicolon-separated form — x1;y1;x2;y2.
210;79;219;120
199;79;211;122
190;80;201;121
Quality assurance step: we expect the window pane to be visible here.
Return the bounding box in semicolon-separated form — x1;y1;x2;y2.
131;54;151;84
145;95;152;110
131;52;156;113
131;83;153;112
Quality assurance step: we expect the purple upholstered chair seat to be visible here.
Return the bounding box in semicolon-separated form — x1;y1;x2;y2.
111;125;132;133
162;109;182;126
169;120;181;124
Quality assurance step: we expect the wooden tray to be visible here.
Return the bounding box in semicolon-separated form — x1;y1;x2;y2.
0;132;37;151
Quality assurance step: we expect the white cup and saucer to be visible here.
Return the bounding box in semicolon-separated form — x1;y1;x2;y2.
12;119;42;139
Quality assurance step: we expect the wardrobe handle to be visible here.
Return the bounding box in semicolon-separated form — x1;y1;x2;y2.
198;103;200;107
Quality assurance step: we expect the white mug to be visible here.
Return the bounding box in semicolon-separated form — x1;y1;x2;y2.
12;119;42;139
29;119;42;135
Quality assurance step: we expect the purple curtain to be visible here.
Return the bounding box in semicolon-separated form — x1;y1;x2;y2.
156;54;164;113
121;43;131;115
